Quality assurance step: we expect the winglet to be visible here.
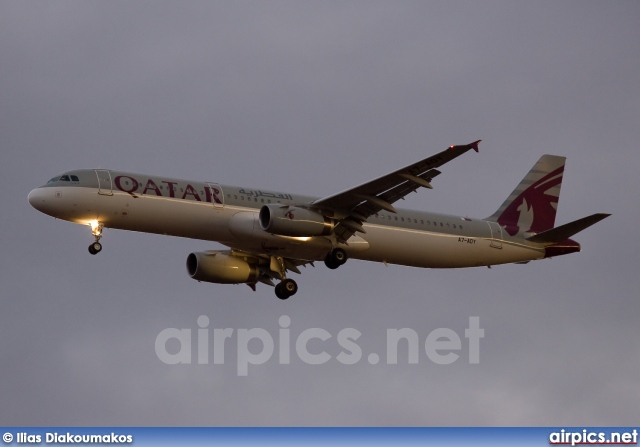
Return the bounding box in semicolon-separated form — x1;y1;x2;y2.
469;140;481;153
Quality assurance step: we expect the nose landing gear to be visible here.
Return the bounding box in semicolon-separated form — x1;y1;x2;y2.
88;221;104;255
88;241;102;255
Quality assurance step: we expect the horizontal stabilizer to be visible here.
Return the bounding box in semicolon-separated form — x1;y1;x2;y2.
526;213;611;244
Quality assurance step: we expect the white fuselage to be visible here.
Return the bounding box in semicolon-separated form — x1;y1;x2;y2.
28;169;545;268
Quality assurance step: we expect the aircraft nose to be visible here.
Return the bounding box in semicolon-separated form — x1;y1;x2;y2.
28;187;47;212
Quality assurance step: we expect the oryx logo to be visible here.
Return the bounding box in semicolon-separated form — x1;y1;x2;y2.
285;210;295;220
498;166;564;236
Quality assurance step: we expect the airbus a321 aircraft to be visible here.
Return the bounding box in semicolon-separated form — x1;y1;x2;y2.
28;141;609;299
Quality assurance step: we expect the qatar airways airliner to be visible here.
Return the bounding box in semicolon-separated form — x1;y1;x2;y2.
28;141;609;299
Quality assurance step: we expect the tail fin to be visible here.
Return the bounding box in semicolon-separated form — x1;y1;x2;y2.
487;155;566;236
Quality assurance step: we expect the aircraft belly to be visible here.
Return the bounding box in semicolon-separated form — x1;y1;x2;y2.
356;225;543;268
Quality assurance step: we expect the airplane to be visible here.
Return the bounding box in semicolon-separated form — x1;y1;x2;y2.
28;141;609;299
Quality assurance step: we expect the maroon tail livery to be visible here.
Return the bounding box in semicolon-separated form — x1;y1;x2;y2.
487;155;565;237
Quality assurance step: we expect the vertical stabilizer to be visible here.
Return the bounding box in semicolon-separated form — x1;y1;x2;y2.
487;155;565;236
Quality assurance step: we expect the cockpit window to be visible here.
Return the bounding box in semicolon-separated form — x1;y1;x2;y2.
46;174;78;184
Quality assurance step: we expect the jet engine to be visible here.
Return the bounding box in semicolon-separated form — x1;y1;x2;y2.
186;251;259;284
259;204;333;237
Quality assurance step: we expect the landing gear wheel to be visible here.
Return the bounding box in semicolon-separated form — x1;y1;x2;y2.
324;255;339;269
275;283;287;300
88;242;102;255
88;222;104;255
282;278;297;296
332;248;347;264
324;248;348;269
275;278;298;300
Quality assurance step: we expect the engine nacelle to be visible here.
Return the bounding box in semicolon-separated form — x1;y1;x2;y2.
186;251;259;284
259;204;333;237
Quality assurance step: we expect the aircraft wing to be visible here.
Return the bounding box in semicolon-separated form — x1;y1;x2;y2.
311;140;480;242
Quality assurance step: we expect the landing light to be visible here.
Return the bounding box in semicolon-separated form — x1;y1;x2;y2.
88;220;103;236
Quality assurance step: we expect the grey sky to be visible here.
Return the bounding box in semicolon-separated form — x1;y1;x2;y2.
1;1;639;425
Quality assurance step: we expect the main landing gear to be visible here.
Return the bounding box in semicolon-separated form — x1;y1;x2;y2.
273;248;347;299
270;256;298;300
88;221;104;255
324;247;348;269
275;278;298;300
